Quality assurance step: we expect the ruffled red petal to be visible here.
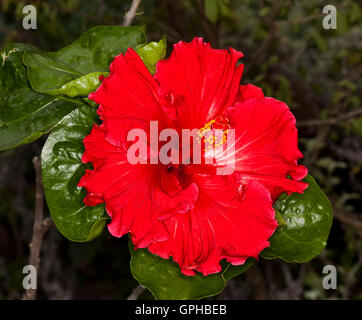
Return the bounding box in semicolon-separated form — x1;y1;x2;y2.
148;175;277;276
238;83;265;100
88;48;165;147
154;37;244;129
79;125;202;248
224;87;308;200
78;125;169;247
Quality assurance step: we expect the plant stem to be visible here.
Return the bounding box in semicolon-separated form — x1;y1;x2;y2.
22;157;53;300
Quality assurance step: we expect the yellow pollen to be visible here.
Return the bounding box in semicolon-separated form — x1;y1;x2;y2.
197;119;229;151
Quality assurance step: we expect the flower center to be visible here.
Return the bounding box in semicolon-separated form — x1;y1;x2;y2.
197;115;231;151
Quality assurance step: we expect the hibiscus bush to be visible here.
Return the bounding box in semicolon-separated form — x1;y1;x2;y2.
0;23;333;299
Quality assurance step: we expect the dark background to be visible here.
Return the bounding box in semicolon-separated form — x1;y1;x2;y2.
0;0;361;299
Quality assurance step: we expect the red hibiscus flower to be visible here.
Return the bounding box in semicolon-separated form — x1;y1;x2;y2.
78;38;308;276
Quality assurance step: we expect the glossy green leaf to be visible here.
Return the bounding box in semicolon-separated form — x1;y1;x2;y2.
23;51;82;93
136;37;167;74
44;72;109;98
0;44;80;151
275;209;286;227
42;105;107;242
261;174;333;262
23;26;147;95
130;242;226;300
130;242;252;300
223;258;255;280
0;89;81;151
0;43;37;93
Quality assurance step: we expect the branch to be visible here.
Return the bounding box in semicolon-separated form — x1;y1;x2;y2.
334;211;362;236
297;108;362;127
22;157;53;300
123;0;142;26
127;285;145;300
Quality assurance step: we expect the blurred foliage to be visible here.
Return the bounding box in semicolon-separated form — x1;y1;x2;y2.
0;0;361;299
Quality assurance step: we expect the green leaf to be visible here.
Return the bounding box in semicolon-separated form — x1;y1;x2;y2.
204;0;231;23
0;89;81;151
130;242;226;300
261;175;333;262
23;51;83;93
130;242;252;300
23;26;147;95
136;37;167;74
205;0;220;23
223;258;254;280
275;209;286;227
219;0;232;18
0;44;80;151
41;105;107;242
43;72;109;98
0;43;37;93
